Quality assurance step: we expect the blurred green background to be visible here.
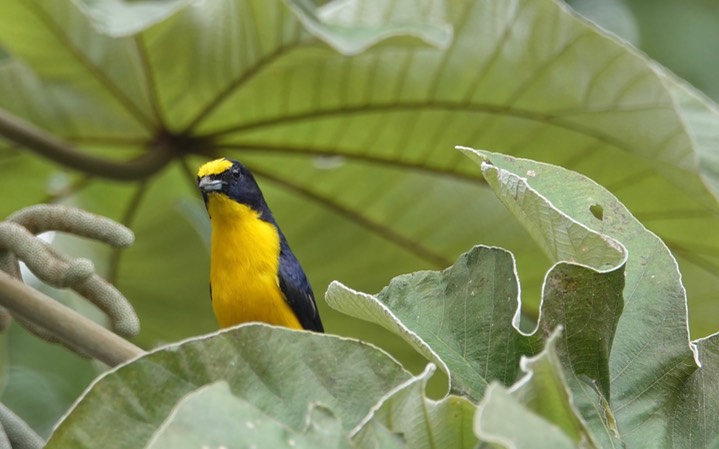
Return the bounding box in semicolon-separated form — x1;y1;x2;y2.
1;0;718;438
570;0;719;102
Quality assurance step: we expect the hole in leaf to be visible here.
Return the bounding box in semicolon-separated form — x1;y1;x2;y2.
589;204;604;220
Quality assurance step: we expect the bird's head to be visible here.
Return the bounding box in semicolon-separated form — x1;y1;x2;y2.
197;158;266;212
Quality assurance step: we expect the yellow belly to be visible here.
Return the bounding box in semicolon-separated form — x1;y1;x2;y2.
207;194;302;329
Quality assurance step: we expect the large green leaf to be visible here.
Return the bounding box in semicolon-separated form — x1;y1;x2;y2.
475;330;598;449
326;246;538;400
45;325;413;449
327;158;626;407
2;0;719;438
287;0;453;55
465;149;719;447
146;382;353;449
352;365;477;449
472;149;627;403
0;0;717;343
329;149;719;446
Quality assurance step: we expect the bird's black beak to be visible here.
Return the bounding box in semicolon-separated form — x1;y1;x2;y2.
198;176;224;192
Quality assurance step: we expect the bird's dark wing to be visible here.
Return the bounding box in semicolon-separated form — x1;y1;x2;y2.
277;239;324;332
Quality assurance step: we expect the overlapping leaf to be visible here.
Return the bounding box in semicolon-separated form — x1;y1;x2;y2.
45;325;412;449
1;0;719;441
329;149;719;447
352;364;477;449
463;149;719;447
146;382;352;449
326;154;627;413
475;330;598;449
0;0;718;345
326;245;533;400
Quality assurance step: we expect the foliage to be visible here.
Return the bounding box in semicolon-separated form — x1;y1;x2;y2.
0;0;718;343
40;150;719;448
0;0;718;447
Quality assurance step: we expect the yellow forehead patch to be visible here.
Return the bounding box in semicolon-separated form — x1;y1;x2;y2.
197;158;233;177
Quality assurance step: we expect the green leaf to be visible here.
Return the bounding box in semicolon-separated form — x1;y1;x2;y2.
326;246;536;401
468;149;627;401
0;0;718;347
286;0;453;55
352;364;477;449
478;386;578;449
662;56;719;204
2;1;719;438
462;149;719;447
146;382;352;449
0;1;154;138
329;147;719;445
78;0;186;37
45;325;412;449
475;330;597;449
468;148;625;271
478;385;578;448
352;421;406;449
511;330;599;447
327;165;626;407
539;263;624;404
666;335;719;449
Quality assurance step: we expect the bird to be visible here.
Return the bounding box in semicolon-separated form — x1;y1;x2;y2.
197;157;324;332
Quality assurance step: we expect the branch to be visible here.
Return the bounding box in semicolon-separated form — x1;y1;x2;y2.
0;109;172;181
0;205;143;363
0;270;143;366
0;206;141;339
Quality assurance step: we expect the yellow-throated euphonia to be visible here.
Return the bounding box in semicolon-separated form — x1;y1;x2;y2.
197;158;324;332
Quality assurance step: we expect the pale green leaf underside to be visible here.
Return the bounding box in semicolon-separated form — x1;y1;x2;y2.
287;0;453;55
45;325;412;449
352;364;478;449
147;382;352;449
1;0;719;344
77;0;187;37
466;149;718;448
330;150;719;447
352;420;407;449
463;147;626;271
477;384;579;449
465;147;628;405
327;150;627;410
325;245;535;401
475;331;597;449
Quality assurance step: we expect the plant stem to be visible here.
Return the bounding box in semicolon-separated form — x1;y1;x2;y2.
0;109;172;181
0;270;144;366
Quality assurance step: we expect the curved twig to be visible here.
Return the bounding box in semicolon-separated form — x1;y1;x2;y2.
0;223;94;288
0;205;141;354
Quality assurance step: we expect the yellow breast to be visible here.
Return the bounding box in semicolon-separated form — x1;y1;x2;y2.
206;193;302;329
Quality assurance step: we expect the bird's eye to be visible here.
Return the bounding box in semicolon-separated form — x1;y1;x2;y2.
231;166;241;179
